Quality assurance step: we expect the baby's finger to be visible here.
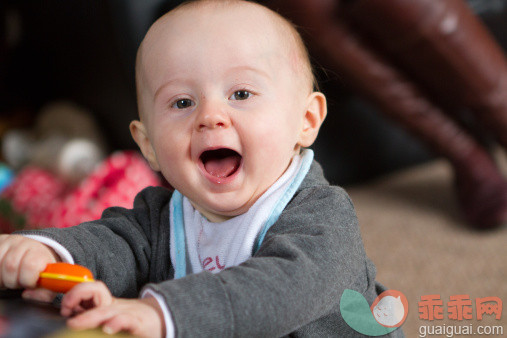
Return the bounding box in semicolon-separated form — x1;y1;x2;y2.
0;247;25;289
22;288;57;303
0;241;14;288
61;281;112;317
66;305;113;330
102;313;141;336
0;235;12;260
18;249;49;288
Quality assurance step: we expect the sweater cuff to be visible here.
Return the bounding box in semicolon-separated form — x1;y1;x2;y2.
141;288;175;338
22;234;75;263
144;272;234;337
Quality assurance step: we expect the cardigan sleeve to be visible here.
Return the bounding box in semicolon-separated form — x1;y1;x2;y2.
17;186;173;298
143;185;377;337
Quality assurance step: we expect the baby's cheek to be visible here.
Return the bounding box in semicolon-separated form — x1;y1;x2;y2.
254;133;287;162
154;144;185;180
156;129;186;156
261;118;294;147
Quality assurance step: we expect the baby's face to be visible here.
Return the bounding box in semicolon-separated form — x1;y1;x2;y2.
134;3;324;221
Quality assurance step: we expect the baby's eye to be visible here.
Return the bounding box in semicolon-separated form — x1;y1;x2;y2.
230;90;252;101
172;98;194;109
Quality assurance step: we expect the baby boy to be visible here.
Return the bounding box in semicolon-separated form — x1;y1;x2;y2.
0;1;402;337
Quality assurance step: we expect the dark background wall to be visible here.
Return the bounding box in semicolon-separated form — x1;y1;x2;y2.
1;0;506;186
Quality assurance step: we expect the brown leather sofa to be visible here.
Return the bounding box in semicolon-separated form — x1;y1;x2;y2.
266;0;507;229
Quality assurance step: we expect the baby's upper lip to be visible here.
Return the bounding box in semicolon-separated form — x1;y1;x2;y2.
198;146;241;159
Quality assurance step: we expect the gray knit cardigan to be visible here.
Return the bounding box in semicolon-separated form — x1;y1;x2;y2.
21;161;404;337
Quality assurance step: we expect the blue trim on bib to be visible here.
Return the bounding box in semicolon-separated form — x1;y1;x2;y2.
171;191;186;279
252;149;313;254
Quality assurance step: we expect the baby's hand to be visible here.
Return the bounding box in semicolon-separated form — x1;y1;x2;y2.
0;235;59;290
62;281;165;337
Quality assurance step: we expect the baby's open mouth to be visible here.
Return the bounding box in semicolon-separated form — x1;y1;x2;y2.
200;148;242;178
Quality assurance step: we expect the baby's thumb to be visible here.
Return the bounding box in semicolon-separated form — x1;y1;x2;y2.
22;288;57;303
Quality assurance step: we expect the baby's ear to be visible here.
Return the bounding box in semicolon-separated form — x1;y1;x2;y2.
297;92;327;148
130;120;160;171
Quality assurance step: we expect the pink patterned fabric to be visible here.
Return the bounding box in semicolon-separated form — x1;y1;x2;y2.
0;151;161;232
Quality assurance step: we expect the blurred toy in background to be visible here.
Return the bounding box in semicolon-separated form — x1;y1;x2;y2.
0;101;161;233
2;101;107;184
0;164;14;193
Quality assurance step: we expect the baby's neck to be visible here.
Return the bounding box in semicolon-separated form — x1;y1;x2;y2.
190;202;234;223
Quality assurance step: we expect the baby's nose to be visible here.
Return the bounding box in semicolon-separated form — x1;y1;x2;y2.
195;106;231;131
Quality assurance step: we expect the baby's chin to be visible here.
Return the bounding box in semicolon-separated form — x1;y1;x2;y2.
192;196;256;222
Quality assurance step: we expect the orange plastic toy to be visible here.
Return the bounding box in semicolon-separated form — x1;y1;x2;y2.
37;263;94;293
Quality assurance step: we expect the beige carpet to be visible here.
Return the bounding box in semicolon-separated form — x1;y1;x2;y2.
347;151;507;337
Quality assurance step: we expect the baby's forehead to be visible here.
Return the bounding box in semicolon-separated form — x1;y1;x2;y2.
149;2;293;49
137;1;312;96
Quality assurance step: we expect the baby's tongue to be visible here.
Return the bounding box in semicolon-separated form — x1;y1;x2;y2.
204;155;239;178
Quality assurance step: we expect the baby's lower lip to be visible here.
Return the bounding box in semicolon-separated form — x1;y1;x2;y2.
198;159;243;185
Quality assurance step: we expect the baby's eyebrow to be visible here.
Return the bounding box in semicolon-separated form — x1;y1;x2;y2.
153;79;185;101
225;65;271;80
153;65;272;100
